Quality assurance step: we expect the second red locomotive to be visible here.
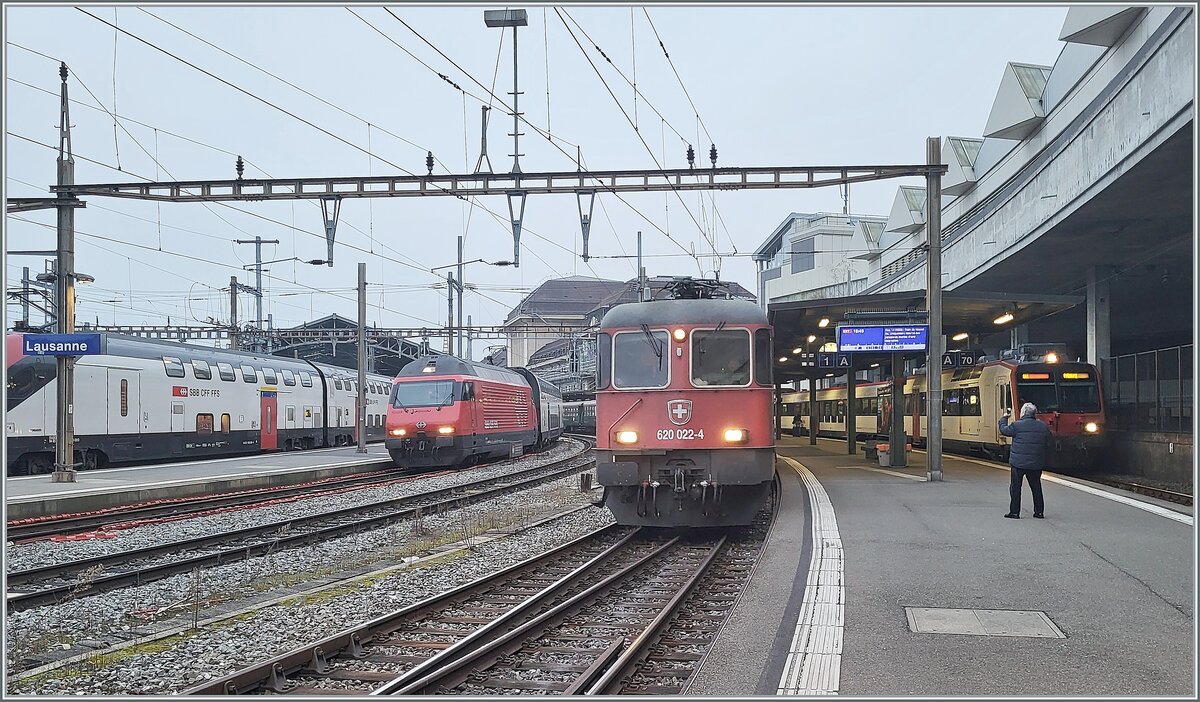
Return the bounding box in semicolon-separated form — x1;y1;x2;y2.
595;279;776;527
386;356;563;468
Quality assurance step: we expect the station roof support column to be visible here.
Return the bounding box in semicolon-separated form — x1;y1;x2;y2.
925;136;943;482
1086;266;1112;365
846;361;857;455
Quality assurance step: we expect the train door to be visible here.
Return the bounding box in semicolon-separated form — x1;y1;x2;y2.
170;401;184;433
107;370;140;436
260;391;278;450
995;379;1010;443
285;404;296;430
960;386;981;437
461;382;479;447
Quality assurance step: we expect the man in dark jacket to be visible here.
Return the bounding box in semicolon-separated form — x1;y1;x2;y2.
999;402;1052;519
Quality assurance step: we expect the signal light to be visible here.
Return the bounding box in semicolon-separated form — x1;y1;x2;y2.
616;431;638;444
673;328;686;342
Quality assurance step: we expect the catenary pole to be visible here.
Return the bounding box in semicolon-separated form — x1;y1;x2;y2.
357;262;367;453
53;63;78;483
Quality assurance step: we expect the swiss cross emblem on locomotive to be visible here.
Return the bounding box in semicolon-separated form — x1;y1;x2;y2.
667;399;693;426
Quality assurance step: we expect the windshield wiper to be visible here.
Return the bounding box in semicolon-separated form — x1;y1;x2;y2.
641;324;664;371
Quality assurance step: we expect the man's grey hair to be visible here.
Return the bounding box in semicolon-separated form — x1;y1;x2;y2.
1020;402;1038;418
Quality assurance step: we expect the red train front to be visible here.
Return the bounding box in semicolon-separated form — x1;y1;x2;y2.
386;356;546;468
1010;359;1107;469
595;283;776;527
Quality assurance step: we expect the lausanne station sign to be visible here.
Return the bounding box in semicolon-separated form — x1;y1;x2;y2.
22;333;103;356
836;324;928;352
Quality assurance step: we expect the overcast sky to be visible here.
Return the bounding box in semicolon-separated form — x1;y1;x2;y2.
4;3;1068;358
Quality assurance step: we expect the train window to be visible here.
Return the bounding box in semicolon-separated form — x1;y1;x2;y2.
263;368;278;385
942;389;962;416
300;371;313;387
163;356;185;378
613;330;669;389
335;378;344;390
216;363;236;382
221;413;231;433
241;365;257;383
692;329;751;387
920;393;928;415
461;382;475;401
1016;376;1057;412
6;364;37;402
287;406;295;422
282;369;296;386
120;379;129;417
1058;372;1101;413
597;333;611;389
197;413;214;434
192;360;212;380
962;386;982;416
754;329;773;386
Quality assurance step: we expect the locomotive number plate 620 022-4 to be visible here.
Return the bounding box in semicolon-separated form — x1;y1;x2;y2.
655;428;704;440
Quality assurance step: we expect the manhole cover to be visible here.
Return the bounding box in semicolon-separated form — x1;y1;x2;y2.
905;607;1065;638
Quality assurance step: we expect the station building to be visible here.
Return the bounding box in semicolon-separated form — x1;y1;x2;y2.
756;6;1194;483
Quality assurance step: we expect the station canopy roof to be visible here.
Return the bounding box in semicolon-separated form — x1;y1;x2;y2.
769;289;1082;378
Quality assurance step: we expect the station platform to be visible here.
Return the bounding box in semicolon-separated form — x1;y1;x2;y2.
690;436;1194;696
4;445;393;521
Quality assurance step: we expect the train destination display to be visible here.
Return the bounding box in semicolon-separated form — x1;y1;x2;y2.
836;324;929;352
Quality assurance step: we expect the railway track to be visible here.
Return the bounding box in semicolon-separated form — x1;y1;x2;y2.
6;440;594;612
5;466;423;542
184;489;773;696
1088;477;1193;506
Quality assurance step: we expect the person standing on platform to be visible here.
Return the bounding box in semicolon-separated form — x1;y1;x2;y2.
999;402;1052;519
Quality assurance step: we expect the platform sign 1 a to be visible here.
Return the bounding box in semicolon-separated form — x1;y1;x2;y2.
21;333;102;356
817;352;853;369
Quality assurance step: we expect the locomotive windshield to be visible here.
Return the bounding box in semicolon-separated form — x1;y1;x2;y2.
391;380;457;408
1016;369;1101;413
613;330;669;388
692;329;751;386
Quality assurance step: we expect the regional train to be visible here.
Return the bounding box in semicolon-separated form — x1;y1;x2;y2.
6;332;394;475
385;355;563;468
780;352;1106;470
595;278;776;527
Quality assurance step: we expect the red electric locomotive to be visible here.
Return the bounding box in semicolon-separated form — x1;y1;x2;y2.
385;355;562;468
595;278;776;527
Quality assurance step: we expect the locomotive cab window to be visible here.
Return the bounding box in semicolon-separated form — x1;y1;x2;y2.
1058;371;1101;412
692;329;751;386
163;356;185;378
192;360;212;380
597;333;612;389
754;329;773;386
613;330;669;389
240;365;257;383
216;362;236;382
391;380;456;408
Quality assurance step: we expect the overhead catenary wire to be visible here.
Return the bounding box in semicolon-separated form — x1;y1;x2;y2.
17;24;570;292
379;10;691;265
555;8;705;271
75;6;568;276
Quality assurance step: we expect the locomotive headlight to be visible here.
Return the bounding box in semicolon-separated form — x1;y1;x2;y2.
1084;422;1099;433
723;428;748;443
1045;352;1059;363
391;428;406;437
438;426;455;435
616;430;638;444
673;328;686;342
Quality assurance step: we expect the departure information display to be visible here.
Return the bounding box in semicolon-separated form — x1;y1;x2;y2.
836;324;929;352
